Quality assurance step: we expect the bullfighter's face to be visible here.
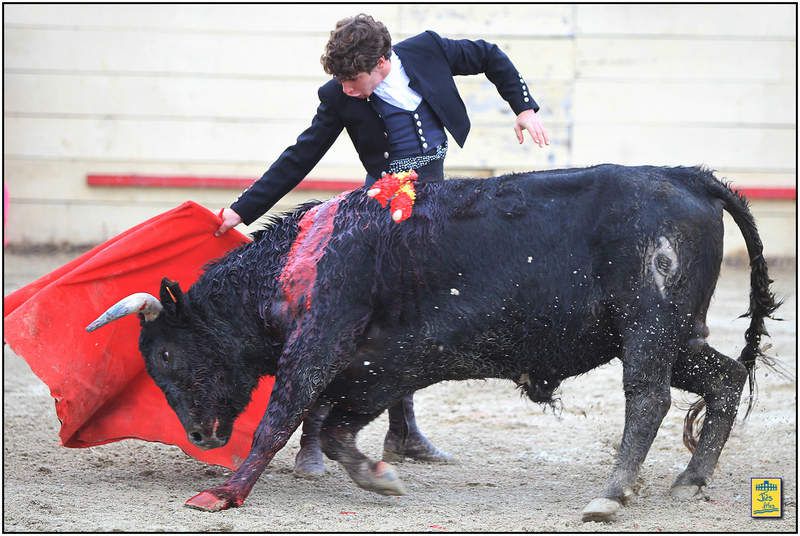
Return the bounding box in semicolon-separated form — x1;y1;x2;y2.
136;280;260;450
339;56;390;99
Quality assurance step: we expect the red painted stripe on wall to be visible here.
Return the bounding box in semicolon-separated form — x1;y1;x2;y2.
733;187;796;200
87;174;362;192
87;174;796;200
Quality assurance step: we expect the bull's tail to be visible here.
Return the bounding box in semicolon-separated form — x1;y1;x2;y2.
707;173;782;417
683;170;783;452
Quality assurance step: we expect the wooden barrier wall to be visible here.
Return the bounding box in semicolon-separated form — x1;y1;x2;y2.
3;5;796;257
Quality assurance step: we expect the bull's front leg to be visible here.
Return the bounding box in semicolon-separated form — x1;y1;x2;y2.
183;372;321;510
293;400;331;478
185;330;353;511
383;394;453;463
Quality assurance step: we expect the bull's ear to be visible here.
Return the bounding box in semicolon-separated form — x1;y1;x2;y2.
159;278;186;316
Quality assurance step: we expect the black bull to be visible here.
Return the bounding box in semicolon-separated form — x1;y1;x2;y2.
87;164;779;521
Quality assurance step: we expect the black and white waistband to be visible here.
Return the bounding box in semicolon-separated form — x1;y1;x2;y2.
387;142;448;175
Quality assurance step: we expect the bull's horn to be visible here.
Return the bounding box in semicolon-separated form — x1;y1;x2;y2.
85;293;163;332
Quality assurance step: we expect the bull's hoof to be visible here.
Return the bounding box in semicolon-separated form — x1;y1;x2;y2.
294;464;326;479
185;490;241;512
349;460;407;496
294;445;326;478
581;497;621;523
670;484;702;500
383;433;454;464
369;461;407;496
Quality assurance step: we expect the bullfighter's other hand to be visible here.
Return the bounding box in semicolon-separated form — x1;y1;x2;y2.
215;208;243;237
514;109;549;148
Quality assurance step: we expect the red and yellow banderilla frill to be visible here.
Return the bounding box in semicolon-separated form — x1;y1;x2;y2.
366;170;419;223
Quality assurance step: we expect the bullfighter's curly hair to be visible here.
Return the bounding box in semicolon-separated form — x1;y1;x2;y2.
321;14;392;80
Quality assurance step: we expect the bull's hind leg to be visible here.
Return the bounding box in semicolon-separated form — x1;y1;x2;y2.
320;406;407;496
669;345;748;498
582;322;677;522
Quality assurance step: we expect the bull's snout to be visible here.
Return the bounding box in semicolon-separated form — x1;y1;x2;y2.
187;421;229;450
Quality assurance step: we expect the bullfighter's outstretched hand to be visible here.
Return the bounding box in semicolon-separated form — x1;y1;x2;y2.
515;109;549;147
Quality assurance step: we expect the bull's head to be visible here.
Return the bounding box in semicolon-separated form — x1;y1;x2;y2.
86;278;264;450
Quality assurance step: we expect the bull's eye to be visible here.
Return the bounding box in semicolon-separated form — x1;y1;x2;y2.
162;350;170;364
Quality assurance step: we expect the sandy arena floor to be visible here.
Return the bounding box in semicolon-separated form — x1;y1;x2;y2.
3;251;796;532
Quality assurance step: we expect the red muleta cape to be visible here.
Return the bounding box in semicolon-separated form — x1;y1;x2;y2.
3;201;275;470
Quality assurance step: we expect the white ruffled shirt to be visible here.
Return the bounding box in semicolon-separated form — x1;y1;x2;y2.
372;50;422;111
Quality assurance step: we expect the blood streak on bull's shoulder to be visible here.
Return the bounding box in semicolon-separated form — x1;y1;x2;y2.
278;194;347;317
